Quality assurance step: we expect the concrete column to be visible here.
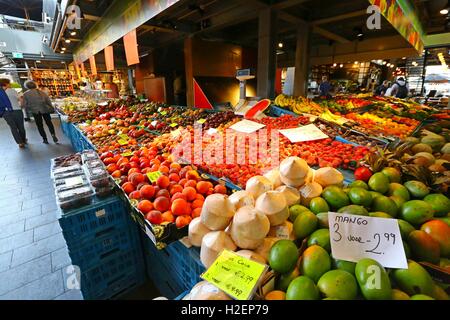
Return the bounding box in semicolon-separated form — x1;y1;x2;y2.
184;36;194;107
257;8;277;99
293;24;310;97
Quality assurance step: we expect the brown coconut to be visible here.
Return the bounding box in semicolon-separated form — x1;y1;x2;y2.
314;167;344;187
201;194;235;230
267;220;295;240
263;168;283;188
299;182;323;206
235;250;266;264
276;186;301;206
255;191;289;226
188;217;212;247
228;190;255;210
200;231;237;268
279;156;310;180
246;176;273;199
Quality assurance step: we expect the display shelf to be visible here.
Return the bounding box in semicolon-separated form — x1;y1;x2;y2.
30;69;74;97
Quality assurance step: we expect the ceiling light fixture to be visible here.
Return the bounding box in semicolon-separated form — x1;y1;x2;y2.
278;42;283;48
340;64;343;68
333;63;337;67
441;9;449;15
382;61;387;65
70;31;76;36
65;39;71;43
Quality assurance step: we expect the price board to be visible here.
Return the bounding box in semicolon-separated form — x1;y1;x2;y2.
160;111;167;116
197;118;207;124
118;134;129;140
118;139;128;145
169;123;178;127
121;151;133;157
201;250;268;300
279;124;328;143
146;171;162;183
328;213;407;269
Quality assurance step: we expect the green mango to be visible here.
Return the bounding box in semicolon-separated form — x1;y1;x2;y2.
332;258;356;275
355;258;392;300
392;260;434;296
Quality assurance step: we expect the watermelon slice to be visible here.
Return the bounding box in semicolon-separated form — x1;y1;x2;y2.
244;99;271;119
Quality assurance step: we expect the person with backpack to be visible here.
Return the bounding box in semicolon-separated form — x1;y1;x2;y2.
389;77;409;99
22;80;58;144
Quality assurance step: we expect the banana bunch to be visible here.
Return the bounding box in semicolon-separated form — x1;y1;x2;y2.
320;109;349;125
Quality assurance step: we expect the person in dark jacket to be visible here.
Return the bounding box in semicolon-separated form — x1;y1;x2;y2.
319;75;332;98
23;80;58;144
375;80;389;96
0;79;27;148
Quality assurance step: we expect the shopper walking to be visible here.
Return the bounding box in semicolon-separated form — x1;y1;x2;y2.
374;80;389;96
0;79;27;148
23;80;58;144
319;75;333;98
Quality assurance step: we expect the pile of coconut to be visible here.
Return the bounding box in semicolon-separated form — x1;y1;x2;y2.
185;157;343;299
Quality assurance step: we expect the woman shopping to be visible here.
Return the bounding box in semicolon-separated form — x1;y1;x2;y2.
23;80;58;144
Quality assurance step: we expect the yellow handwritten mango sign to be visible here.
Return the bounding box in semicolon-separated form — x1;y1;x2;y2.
201;250;268;300
118;139;129;145
146;171;162;183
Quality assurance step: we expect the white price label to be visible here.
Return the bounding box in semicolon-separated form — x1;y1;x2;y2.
145;224;157;245
279;124;328;143
229;119;266;134
328;213;407;269
64;176;84;188
275;225;290;240
95;209;106;218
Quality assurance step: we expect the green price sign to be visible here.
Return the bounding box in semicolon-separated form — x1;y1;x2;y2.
169;123;178;127
201;250;268;300
197;118;207;124
160;111;167;116
118;134;129;140
121;152;133;157
118;139;129;145
146;171;162;183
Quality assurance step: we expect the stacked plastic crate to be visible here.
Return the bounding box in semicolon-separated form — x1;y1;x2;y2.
51;152;145;299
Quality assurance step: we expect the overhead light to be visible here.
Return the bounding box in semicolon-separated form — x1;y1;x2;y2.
360;62;364;65
278;42;283;48
402;57;406;59
60;51;65;54
441;9;449;15
340;64;343;68
382;61;387;65
333;63;337;67
354;61;358;64
65;39;71;43
70;31;76;36
61;48;66;51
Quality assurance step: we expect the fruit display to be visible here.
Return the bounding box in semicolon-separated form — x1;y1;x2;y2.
344;112;420;139
371;96;439;121
274;94;323;115
317;97;372;114
184;156;450;300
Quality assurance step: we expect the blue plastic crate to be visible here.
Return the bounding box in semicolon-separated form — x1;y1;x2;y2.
67;225;141;271
143;237;204;294
59;196;132;241
80;248;145;300
270;105;298;117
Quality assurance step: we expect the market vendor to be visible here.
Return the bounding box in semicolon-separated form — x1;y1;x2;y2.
319;75;333;98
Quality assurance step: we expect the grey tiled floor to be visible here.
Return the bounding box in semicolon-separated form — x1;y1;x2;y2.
0;117;83;300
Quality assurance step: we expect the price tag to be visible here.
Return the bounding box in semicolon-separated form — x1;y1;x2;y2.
118;134;129;140
118;139;129;145
151;120;158;127
160;111;167;116
64;176;84;188
197;118;207;124
275;225;290;239
279;124;328;143
146;171;162;183
201;250;268;300
169;123;178;127
171;128;182;138
229;119;266;134
145;224;157;245
121;151;133;157
328;213;407;269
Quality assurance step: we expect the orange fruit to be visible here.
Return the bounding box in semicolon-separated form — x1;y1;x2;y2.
161;211;175;223
137;200;153;214
171;198;189;216
170;163;181;171
196;181;213;195
265;290;286;300
171;192;187;202
154;197;170;212
159;165;170;174
170;184;184;195
122;182;135;194
214;185;227;194
129;191;141;200
192;207;202;218
175;215;192;228
182;187;197;201
192;199;204;209
157;175;170;189
169;173;180;182
185;180;197;188
140;185;156;200
179;178;187;187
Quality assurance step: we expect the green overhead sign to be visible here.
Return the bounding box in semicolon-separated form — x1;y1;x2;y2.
73;0;180;63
